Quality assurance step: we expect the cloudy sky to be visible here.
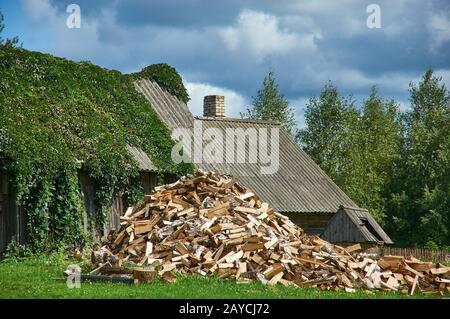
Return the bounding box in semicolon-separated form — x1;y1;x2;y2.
2;0;449;127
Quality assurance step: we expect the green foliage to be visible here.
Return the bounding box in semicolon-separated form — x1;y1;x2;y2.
0;10;19;48
351;88;402;221
0;47;193;251
296;82;357;180
48;170;86;248
298;69;449;247
123;177;145;205
296;84;402;222
4;236;33;259
385;69;450;246
131;63;190;103
241;71;297;136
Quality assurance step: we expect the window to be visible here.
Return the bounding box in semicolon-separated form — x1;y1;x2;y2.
360;217;383;242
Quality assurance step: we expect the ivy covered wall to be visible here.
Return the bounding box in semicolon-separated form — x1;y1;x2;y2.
0;47;193;252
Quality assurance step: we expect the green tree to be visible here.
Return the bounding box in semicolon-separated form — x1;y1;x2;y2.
351;87;402;221
241;71;297;135
297;84;402;223
0;10;19;47
386;69;450;246
295;82;357;184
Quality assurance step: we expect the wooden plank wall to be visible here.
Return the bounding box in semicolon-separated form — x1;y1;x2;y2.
0;171;25;256
140;172;158;194
78;170;95;232
284;212;334;235
104;172;160;235
105;195;124;234
0;171;7;255
321;210;366;243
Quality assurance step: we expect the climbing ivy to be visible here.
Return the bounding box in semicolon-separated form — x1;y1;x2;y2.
131;63;190;103
0;47;193;251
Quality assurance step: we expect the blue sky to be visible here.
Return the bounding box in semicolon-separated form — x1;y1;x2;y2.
1;0;449;127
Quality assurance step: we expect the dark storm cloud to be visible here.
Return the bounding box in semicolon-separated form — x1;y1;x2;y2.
115;0;241;28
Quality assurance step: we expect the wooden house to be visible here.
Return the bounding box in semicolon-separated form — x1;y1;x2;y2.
134;79;368;237
0;76;394;255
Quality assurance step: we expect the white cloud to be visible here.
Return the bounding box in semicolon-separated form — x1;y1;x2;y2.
21;0;56;22
285;0;420;39
219;10;316;61
397;99;411;112
287;0;361;15
185;82;248;118
289;97;309;129
428;12;450;49
21;0;131;66
435;69;450;87
298;67;423;95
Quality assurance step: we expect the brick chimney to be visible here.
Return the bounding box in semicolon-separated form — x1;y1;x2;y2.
203;95;225;117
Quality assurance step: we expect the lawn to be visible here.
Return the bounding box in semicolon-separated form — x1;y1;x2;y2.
0;255;441;299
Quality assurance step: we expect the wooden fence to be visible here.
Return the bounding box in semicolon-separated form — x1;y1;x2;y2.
380;247;449;263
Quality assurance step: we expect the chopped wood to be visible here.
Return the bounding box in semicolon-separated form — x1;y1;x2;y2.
239;192;255;201
345;243;361;253
234;206;259;214
268;272;284;286
145;242;153;256
410;274;418;296
242;243;265;252
88;170;449;295
175;242;189;255
124;207;133;218
133;267;157;284
264;238;278;249
161;271;177;284
430;267;450;275
404;264;425;278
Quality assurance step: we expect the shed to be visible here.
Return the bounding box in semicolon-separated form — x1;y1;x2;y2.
321;205;393;246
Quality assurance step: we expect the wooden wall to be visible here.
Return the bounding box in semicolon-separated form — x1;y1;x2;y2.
104;195;124;234
103;171;161;235
0;170;183;251
321;210;366;243
0;171;25;256
0;171;7;255
78;170;95;232
284;212;334;235
140;171;158;194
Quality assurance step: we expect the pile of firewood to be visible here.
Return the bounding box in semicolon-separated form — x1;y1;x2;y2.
91;171;449;295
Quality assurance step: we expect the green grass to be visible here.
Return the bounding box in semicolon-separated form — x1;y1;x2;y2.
0;255;441;299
